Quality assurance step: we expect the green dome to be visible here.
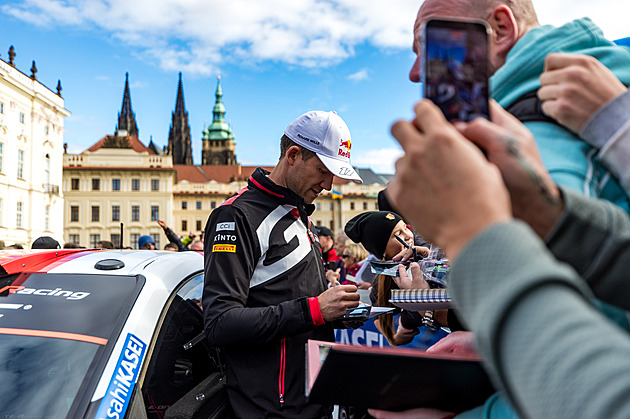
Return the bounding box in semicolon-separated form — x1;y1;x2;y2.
203;76;234;141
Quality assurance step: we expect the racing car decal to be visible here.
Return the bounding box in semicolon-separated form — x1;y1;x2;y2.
95;333;147;419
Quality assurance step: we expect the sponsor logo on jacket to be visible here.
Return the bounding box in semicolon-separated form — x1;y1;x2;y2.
216;222;235;232
213;244;236;253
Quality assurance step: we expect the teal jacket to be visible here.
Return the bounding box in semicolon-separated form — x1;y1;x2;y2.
491;18;630;213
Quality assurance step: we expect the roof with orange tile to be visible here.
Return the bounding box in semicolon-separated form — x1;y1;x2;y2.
84;135;156;154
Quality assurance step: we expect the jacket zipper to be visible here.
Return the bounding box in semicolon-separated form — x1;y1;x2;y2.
279;337;286;408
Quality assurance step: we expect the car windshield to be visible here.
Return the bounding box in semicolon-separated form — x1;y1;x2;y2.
0;272;142;417
0;335;100;417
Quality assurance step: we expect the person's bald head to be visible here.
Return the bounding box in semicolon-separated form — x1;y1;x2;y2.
410;0;539;82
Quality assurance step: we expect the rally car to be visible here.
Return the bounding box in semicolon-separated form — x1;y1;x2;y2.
0;249;230;418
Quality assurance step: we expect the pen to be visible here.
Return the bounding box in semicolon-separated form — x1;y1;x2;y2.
394;234;410;249
395;235;418;261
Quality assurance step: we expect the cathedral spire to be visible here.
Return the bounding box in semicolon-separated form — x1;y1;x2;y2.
175;72;186;115
116;72;139;137
168;72;193;165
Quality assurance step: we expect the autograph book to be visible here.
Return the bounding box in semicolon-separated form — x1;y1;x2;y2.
306;340;494;412
389;288;454;310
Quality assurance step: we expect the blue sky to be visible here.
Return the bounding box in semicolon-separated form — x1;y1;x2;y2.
2;0;629;173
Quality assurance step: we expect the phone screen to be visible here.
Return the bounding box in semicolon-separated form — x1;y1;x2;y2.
422;18;490;122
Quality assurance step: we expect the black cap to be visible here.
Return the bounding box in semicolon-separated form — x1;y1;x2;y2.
32;236;61;249
316;226;334;238
344;211;403;260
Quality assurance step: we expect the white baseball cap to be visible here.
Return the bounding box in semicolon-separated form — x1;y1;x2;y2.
284;111;362;184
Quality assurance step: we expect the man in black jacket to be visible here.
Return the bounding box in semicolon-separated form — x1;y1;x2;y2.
203;111;362;417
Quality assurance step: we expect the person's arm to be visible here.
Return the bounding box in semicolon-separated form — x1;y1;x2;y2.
450;221;630;419
586;94;630;193
158;220;189;251
544;187;630;311
538;53;630;194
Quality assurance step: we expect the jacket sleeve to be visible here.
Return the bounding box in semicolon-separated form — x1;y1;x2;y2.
581;89;630;195
202;205;318;347
163;226;189;251
546;187;630;311
450;221;630;419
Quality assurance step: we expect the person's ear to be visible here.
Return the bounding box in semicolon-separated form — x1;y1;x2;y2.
286;146;301;166
487;5;519;68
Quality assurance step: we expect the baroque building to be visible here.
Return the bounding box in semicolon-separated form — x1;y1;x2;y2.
0;46;69;247
201;77;237;165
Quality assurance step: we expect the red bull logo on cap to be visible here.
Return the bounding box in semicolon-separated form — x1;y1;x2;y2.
338;138;351;158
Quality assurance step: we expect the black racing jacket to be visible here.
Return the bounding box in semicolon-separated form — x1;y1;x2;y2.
203;167;333;418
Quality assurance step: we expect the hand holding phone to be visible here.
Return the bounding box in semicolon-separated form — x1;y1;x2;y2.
422;18;491;122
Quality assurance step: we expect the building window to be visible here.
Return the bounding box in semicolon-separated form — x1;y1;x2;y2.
0;142;3;173
196;220;202;231
181;220;188;231
211;201;216;209
16;202;23;228
196;201;202;210
91;206;100;222
19;112;25;124
44;155;50;186
151;179;159;191
316;203;321;211
350;202;355;210
112;179;120;191
363;202;368;210
110;233;121;248
69;234;80;245
182;201;188;210
71;178;79;190
90;234;101;248
132;179;140;191
70;205;79;222
130;233;140;250
329;203;333;210
132;205;140;222
92;178;100;191
150;233;160;249
112;205;120;222
44;205;50;231
44;125;49;136
17;150;24;179
0;102;3;114
151;205;159;221
374;203;378;210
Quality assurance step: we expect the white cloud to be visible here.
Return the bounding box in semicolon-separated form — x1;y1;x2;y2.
1;0;418;75
5;0;630;77
352;147;403;174
347;69;368;82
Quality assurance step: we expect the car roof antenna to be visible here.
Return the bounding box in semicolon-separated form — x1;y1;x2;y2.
120;222;124;250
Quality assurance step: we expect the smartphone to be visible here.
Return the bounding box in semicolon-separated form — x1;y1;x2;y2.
326;261;337;270
422;18;491;122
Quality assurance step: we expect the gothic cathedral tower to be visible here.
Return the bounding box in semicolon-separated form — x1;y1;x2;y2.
168;72;193;165
202;76;237;166
116;72;139;138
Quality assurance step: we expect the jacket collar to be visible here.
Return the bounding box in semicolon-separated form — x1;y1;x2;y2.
249;168;316;217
